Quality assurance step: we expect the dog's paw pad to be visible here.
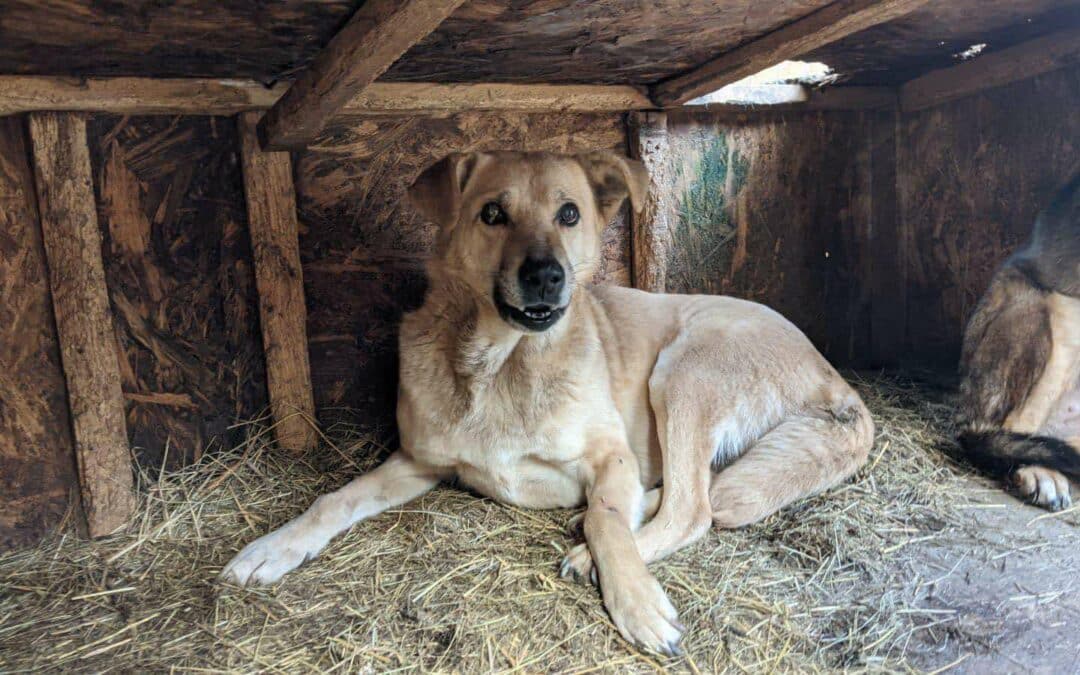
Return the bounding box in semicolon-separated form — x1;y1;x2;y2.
1013;466;1073;511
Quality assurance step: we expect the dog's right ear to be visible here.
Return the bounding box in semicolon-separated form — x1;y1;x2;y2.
407;152;482;228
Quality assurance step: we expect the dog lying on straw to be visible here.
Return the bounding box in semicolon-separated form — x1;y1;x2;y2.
221;151;874;654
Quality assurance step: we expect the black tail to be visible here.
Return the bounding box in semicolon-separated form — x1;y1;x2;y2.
957;430;1080;478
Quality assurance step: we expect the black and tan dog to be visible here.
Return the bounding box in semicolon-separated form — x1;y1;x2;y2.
221;151;874;653
957;173;1080;510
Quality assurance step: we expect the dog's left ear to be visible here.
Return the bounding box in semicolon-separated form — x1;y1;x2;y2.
576;152;649;223
408;152;483;228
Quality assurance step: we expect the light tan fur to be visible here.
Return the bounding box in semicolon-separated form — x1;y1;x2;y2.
221;151;874;654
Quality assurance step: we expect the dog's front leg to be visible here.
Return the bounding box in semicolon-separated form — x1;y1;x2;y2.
220;451;445;586
572;444;684;655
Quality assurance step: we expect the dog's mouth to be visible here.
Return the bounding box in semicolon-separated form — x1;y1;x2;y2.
494;289;566;332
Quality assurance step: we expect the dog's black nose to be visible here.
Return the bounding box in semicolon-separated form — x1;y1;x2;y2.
518;256;565;304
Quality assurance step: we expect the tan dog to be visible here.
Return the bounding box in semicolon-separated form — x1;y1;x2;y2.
957;173;1080;510
221;151;874;653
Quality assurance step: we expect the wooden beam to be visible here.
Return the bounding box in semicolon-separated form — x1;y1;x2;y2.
0;77;653;117
259;0;468;149
237;112;317;453
652;0;932;106
900;26;1080;112
627;111;673;293
27;112;135;537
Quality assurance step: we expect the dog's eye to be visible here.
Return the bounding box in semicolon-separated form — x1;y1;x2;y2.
480;202;507;226
557;202;580;227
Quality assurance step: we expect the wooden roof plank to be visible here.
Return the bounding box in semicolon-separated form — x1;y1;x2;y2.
652;0;933;106
900;25;1080;112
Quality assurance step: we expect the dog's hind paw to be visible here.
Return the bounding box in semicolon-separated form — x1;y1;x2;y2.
1013;466;1073;511
559;543;597;586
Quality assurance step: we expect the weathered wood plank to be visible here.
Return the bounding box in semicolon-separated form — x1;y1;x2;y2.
27;112;134;537
86;115;268;468
0;77;654;116
0;117;80;549
652;0;932;105
900;26;1080;112
867;110;905;366
259;0;468;149
238;112;316;452
626;112;673;293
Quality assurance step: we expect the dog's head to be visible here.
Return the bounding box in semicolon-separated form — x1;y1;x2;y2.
408;151;647;332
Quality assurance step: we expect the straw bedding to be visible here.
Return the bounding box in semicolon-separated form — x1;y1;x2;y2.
0;374;1033;672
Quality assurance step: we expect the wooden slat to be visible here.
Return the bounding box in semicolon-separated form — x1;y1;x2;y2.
627;111;673;293
259;0;468;149
0;77;653;117
900;26;1080;112
237;112;317;453
27;112;135;537
866;109;905;366
652;0;932;106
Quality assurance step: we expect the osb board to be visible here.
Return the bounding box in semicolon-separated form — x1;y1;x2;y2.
812;0;1079;86
87;115;268;469
294;112;629;421
897;65;1080;365
0;117;79;549
0;0;837;85
384;0;832;84
0;0;358;80
662;110;873;366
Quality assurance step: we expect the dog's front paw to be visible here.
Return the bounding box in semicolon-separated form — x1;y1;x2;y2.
559;542;597;585
1013;466;1073;511
219;524;322;586
602;574;684;656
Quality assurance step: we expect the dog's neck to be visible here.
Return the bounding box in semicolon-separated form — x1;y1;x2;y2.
424;267;577;383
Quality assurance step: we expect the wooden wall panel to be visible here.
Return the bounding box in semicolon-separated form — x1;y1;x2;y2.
897;66;1080;366
294;112;629;422
86;115;268;468
662;110;873;366
0;117;80;549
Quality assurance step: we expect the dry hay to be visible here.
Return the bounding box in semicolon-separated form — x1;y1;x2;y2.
0;374;999;673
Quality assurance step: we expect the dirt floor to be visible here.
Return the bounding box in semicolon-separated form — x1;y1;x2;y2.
0;373;1077;673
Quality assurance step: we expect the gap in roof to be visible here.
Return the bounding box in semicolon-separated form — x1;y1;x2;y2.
688;60;839;106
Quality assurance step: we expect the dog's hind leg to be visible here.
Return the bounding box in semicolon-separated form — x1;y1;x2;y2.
709;400;873;528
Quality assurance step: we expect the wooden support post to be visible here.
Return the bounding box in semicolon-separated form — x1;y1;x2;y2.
627;111;672;293
27;112;135;537
237;112;317;452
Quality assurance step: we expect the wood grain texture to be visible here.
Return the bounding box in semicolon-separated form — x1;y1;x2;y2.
811;0;1080;86
897;66;1080;366
28;112;134;537
866;109;904;366
238;113;316;452
294;112;629;423
0;78;653;117
0;117;80;550
652;0;932;105
260;0;468;149
627;112;673;292
86;115;268;469
900;25;1080;112
385;0;833;84
0;0;359;80
661;110;873;365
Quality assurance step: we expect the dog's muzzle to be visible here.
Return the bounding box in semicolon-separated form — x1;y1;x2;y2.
494;255;568;332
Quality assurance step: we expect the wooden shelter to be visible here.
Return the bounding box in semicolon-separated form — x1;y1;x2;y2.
1;0;1078;548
